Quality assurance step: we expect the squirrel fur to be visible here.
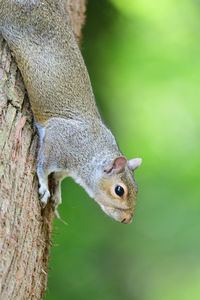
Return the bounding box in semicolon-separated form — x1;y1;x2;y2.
0;0;142;224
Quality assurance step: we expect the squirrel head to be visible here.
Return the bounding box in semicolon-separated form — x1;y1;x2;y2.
94;156;142;224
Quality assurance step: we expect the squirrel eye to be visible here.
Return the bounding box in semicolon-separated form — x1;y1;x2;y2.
115;185;124;197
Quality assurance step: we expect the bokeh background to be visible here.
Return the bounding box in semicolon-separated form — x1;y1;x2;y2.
45;0;200;299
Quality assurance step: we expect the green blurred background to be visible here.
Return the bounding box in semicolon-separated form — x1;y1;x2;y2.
45;0;200;299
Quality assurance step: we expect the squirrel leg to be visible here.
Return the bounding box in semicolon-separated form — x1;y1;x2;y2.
51;171;67;209
35;123;51;207
35;121;68;208
37;165;50;208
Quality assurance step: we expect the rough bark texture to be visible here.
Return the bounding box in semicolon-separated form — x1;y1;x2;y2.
0;1;87;299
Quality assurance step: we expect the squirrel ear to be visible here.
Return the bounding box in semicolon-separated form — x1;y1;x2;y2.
104;156;127;174
128;158;142;171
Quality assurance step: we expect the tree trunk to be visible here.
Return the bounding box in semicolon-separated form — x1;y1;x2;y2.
0;1;87;299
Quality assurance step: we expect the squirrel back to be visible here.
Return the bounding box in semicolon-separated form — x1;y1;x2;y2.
0;0;100;124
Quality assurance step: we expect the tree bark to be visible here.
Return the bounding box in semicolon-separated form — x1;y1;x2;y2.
0;1;87;299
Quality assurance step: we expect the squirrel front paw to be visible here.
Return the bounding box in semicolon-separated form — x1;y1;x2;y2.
39;184;50;207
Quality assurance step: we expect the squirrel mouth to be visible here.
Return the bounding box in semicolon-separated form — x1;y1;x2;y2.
121;215;133;224
98;203;134;224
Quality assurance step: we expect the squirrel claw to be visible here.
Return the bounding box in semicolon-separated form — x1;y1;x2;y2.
54;209;68;225
54;209;61;218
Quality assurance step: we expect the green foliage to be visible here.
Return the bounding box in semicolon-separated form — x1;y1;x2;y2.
45;0;200;299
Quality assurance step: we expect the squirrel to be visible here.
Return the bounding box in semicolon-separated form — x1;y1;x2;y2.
0;0;142;224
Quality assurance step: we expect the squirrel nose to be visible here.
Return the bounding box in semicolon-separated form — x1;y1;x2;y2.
121;215;133;224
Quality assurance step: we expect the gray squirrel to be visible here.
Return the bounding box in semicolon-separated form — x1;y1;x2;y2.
0;0;142;224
